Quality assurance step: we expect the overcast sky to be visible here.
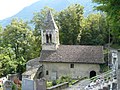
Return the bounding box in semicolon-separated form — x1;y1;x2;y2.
0;0;39;20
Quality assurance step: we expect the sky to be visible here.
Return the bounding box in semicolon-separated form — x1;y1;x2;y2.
0;0;39;20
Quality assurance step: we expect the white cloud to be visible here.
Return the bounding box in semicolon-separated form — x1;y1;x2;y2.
0;0;39;20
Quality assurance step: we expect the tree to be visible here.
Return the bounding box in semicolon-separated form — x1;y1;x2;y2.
80;13;109;45
1;18;37;74
0;25;3;46
58;4;84;45
93;0;120;45
93;0;120;25
32;5;84;45
0;46;17;76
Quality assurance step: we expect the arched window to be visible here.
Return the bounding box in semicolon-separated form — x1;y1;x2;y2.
46;34;49;43
50;34;52;43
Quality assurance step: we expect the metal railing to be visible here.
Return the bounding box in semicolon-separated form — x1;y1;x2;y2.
85;70;117;90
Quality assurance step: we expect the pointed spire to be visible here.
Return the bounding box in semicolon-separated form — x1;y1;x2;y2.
45;10;58;30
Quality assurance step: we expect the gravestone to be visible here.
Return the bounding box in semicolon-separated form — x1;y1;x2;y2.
3;80;13;90
103;86;109;90
108;85;110;89
22;78;34;90
35;78;46;90
112;83;117;90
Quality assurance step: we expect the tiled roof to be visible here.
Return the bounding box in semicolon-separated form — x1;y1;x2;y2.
22;67;38;76
39;45;104;64
27;57;40;67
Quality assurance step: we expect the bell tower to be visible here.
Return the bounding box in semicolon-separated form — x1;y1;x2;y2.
41;11;59;50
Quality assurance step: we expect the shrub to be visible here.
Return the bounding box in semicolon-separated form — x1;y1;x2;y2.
60;76;71;83
52;80;57;86
47;82;52;87
12;83;17;90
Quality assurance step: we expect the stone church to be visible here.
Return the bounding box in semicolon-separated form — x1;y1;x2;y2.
23;11;104;81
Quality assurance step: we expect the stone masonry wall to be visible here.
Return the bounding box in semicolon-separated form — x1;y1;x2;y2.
42;62;100;80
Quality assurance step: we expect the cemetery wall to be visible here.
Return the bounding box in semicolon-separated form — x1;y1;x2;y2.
47;82;69;90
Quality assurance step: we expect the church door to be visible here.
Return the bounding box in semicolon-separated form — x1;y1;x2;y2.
90;71;96;78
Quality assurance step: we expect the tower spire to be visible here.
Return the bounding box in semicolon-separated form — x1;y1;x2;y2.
41;10;59;50
45;10;58;30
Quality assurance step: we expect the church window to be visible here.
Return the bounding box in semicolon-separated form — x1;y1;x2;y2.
46;70;49;75
50;34;52;43
70;64;74;68
46;34;49;43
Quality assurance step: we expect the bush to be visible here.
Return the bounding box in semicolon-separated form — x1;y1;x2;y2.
47;82;52;87
12;83;17;90
60;76;71;83
47;76;80;87
52;80;57;86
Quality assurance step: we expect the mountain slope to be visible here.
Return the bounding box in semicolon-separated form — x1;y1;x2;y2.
0;0;97;27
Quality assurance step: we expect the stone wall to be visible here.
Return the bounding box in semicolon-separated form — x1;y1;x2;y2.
42;44;58;50
42;62;100;80
47;82;69;90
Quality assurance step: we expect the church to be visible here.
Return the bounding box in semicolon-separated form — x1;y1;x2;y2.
23;11;104;81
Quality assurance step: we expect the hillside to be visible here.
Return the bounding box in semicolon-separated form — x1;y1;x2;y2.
0;0;97;27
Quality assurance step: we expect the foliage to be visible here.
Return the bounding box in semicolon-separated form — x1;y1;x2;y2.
58;4;84;45
59;76;72;83
0;47;17;76
93;0;120;24
47;76;86;88
12;83;17;90
93;0;120;45
52;80;57;86
47;82;52;87
47;76;73;87
1;3;120;77
0;19;40;77
80;13;109;45
100;64;109;73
